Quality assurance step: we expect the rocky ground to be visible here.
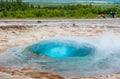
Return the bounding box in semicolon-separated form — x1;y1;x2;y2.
0;19;120;79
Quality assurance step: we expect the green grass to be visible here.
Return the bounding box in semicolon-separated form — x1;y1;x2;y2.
0;2;119;19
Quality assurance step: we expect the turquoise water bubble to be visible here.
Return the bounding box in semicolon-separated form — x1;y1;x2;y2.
23;39;95;58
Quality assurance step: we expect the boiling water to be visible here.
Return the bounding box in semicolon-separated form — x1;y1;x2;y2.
24;39;95;58
0;34;120;78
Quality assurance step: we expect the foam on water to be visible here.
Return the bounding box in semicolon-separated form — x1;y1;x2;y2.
0;33;120;78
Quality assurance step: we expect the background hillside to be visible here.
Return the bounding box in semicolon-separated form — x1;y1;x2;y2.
23;0;120;3
0;0;119;18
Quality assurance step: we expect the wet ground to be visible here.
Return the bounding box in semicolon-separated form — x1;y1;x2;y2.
0;19;120;27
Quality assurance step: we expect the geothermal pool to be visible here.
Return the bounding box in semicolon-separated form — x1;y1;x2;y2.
0;36;120;78
23;39;95;58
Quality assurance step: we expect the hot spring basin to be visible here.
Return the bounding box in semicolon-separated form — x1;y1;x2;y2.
23;39;95;58
1;38;120;78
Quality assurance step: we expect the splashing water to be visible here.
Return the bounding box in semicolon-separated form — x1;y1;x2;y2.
0;33;120;78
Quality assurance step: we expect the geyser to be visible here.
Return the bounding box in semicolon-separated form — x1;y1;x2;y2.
2;36;120;78
23;39;95;58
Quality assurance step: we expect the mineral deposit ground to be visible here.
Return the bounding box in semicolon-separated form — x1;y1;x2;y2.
0;19;120;79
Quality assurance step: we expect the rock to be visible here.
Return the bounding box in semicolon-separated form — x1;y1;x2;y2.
37;21;42;23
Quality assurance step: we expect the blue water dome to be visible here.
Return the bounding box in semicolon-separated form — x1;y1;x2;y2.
23;39;95;59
